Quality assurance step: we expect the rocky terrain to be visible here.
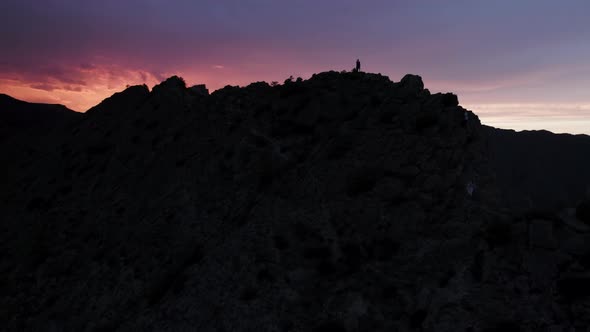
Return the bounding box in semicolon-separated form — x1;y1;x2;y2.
1;71;590;331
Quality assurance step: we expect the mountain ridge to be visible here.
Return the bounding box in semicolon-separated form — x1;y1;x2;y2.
0;93;80;127
2;71;590;331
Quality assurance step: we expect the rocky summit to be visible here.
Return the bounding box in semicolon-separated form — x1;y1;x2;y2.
1;71;590;331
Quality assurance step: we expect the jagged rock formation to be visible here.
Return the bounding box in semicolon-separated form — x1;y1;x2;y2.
1;71;590;331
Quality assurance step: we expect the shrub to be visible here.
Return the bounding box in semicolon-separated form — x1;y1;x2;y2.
283;75;294;85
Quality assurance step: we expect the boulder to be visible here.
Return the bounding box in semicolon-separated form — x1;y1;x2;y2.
153;75;186;90
189;84;209;96
400;74;424;94
441;93;459;107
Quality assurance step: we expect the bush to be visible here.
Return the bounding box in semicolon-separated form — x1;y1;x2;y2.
283;76;294;85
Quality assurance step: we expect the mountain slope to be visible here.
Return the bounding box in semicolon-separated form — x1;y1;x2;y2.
0;93;81;138
1;72;590;331
0;94;83;213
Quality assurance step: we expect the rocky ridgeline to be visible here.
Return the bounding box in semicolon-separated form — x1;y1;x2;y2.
1;71;590;331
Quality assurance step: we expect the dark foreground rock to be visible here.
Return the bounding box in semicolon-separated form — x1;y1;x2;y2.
1;71;590;331
577;199;590;224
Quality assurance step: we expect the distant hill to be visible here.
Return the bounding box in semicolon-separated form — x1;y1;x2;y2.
485;126;590;211
0;93;81;139
2;72;590;331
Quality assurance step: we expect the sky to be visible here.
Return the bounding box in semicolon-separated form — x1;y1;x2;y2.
1;1;590;134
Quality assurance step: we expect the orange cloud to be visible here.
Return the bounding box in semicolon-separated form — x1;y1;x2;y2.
0;62;172;111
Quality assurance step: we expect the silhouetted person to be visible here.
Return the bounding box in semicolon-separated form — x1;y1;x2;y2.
356;59;361;72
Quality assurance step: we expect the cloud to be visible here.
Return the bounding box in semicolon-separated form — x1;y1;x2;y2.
79;63;96;70
29;83;57;92
465;103;590;119
1;1;590;134
463;102;590;135
0;59;170;111
426;62;590;96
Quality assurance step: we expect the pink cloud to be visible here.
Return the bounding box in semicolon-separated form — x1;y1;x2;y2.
29;83;57;92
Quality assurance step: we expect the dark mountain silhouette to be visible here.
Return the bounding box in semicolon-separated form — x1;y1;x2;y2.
0;93;81;139
485;127;590;212
1;71;590;331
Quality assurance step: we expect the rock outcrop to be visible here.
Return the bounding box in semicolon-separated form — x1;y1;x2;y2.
1;71;590;331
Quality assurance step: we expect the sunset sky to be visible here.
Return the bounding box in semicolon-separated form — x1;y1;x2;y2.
1;1;590;134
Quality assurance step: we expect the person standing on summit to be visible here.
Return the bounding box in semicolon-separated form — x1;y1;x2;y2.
356;59;361;72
